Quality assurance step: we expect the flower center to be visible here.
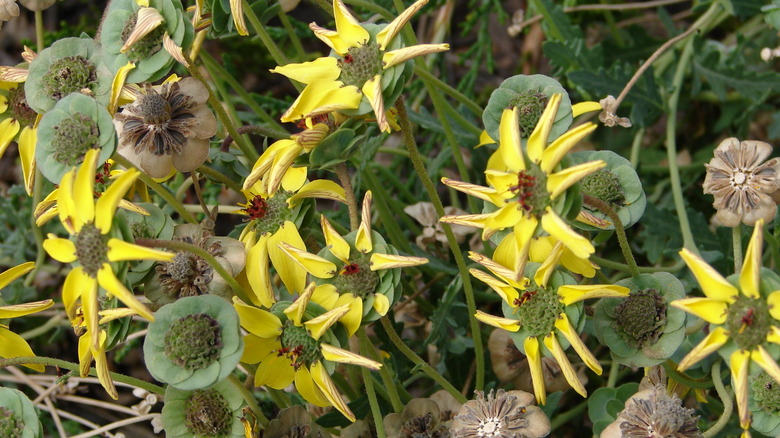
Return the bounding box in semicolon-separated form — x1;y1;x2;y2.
0;407;23;438
509;90;548;137
731;170;751;188
333;253;379;299
509;165;550;216
725;294;772;351
279;321;322;370
121;13;165;63
51;112;101;168
752;373;780;415
184;389;232;436
42;55;97;101
244;191;292;235
137;92;172;125
477;417;503;437
131;221;155;240
7;86;37;128
614;289;666;348
401;412;446;437
581;169;625;210
157;236;219;298
75;223;109;277
513;285;562;337
164;313;223;370
337;42;383;88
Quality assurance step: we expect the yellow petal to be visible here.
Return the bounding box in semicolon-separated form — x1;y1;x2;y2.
233;298;283;337
321;215;351;263
230;0;248;36
0;326;44;372
321;343;381;370
0;118;20;158
284;282;315;327
381;44;449;69
752;346;780;389
372;293;390;316
557;284;630;305
376;0;427;49
62;267;92;319
270;57;341;85
547;160;605;200
92;339;118;400
468;251;525;288
280;81;361;123
43;235;77;264
0;261;34;290
541;208;594;260
361;75;389;133
533;242;562;289
95;168;140;233
544;332;587;397
264;146;301;196
98;307;137;324
289;180;347;206
355;191;373;253
476;130;495;148
679;248;738;302
256;352;295;389
97;265;154;321
526;94;561;165
121;7;165;53
0;299;53;319
108;62;135;115
768;291;780;321
0;66;28;83
678;326;728;371
243;139;297;191
555;313;601;374
497;107;525;172
57;168;78;234
278;241;336;279
245;236;274;308
540;122;597;174
369;252;428;270
731;349;751;430
670;297;728;325
469;268;518;307
106;238;174;262
18;126;36;196
525;336;546;405
82;273;100;350
334;294;362;336
305;304;350;340
332;0;369;50
474;310;520;331
310;361;355;421
312;284;340;309
438;212;490;229
294;365;329;406
72;149;98;229
268;222;308;294
739;219;763;299
441;177;503;206
571;101;602;117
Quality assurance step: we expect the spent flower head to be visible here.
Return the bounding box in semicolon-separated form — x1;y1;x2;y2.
600;385;702;438
450;389;550;438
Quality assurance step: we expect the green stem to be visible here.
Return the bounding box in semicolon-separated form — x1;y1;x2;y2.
135;238;250;304
380;317;467;403
34;10;44;51
228;375;269;427
662;360;715;389
590;256;685;274
360;327;404;412
111;154;198;224
629;127;645;169
583;195;639;276
196;165;242;193
549;400;588;431
20;314;65;340
277;10;305;59
243;0;288;66
335;162;359;231
0;356;164;395
267;388;290;408
395;98;484;391
412;66;483;116
359;328;386;437
606;359;620;388
703;360;733;438
345;0;394;19
733;225;743;275
25;169;47;287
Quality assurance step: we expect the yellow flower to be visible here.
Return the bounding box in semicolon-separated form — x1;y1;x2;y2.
238;169;347;308
0;262;53;372
0;80;38;195
279;191;428;335
270;0;448;132
441;94;604;281
233;284;381;422
469;251;628;404
671;219;780;434
42;148;174;395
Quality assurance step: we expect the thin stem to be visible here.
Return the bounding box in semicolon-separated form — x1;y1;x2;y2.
135;238;251;304
20;314;65;339
0;356;165;395
590;256;686;274
220;125;289;152
629;127;645;169
277;10;305;59
360;327;404;412
703;360;733;438
190;172;212;218
228;375;269;427
34;10;44;51
412;65;483;116
662;360;715;389
243;0;288;66
518;0;688;30
380;317;467;403
111;154;198;224
267;388;291;409
25;169;46;287
335;162;359;231
733;225;743;275
583;195;639;276
606;359;620;388
68;414;158;438
549;400;588;431
359;328;386;437
395;98;484;391
197;164;243;193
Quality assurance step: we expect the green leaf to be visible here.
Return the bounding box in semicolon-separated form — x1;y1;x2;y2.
691;40;780;101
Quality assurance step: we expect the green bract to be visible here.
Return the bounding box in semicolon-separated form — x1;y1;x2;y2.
571;150;646;231
750;372;780;436
0;388;42;438
593;272;686;367
143;294;244;390
161;379;245;438
24;36;111;113
482;74;572;144
100;0;194;83
123;203;176;286
35;93;116;184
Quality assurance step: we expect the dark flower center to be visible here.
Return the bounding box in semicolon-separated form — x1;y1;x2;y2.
157;236;220;298
509;165;550;216
333;253;378;299
164;313;223;370
614;289;666;349
401;412;448;438
42;55;97;101
75;223;109;277
0;407;23;438
725;294;772;351
514;285;562;337
244;191;292;235
138;92;172;125
337;42;383;88
52;112;101;168
581;169;625;210
508;90;548;137
7;85;37;128
279;321;322;370
184;389;232;436
121;13;166;63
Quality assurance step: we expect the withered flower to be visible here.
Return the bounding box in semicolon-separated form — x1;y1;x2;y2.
115;77;216;178
703;137;780;227
601;385;702;438
450;389;550;438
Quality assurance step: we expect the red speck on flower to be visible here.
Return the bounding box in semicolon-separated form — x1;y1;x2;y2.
342;263;360;275
243;195;269;220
